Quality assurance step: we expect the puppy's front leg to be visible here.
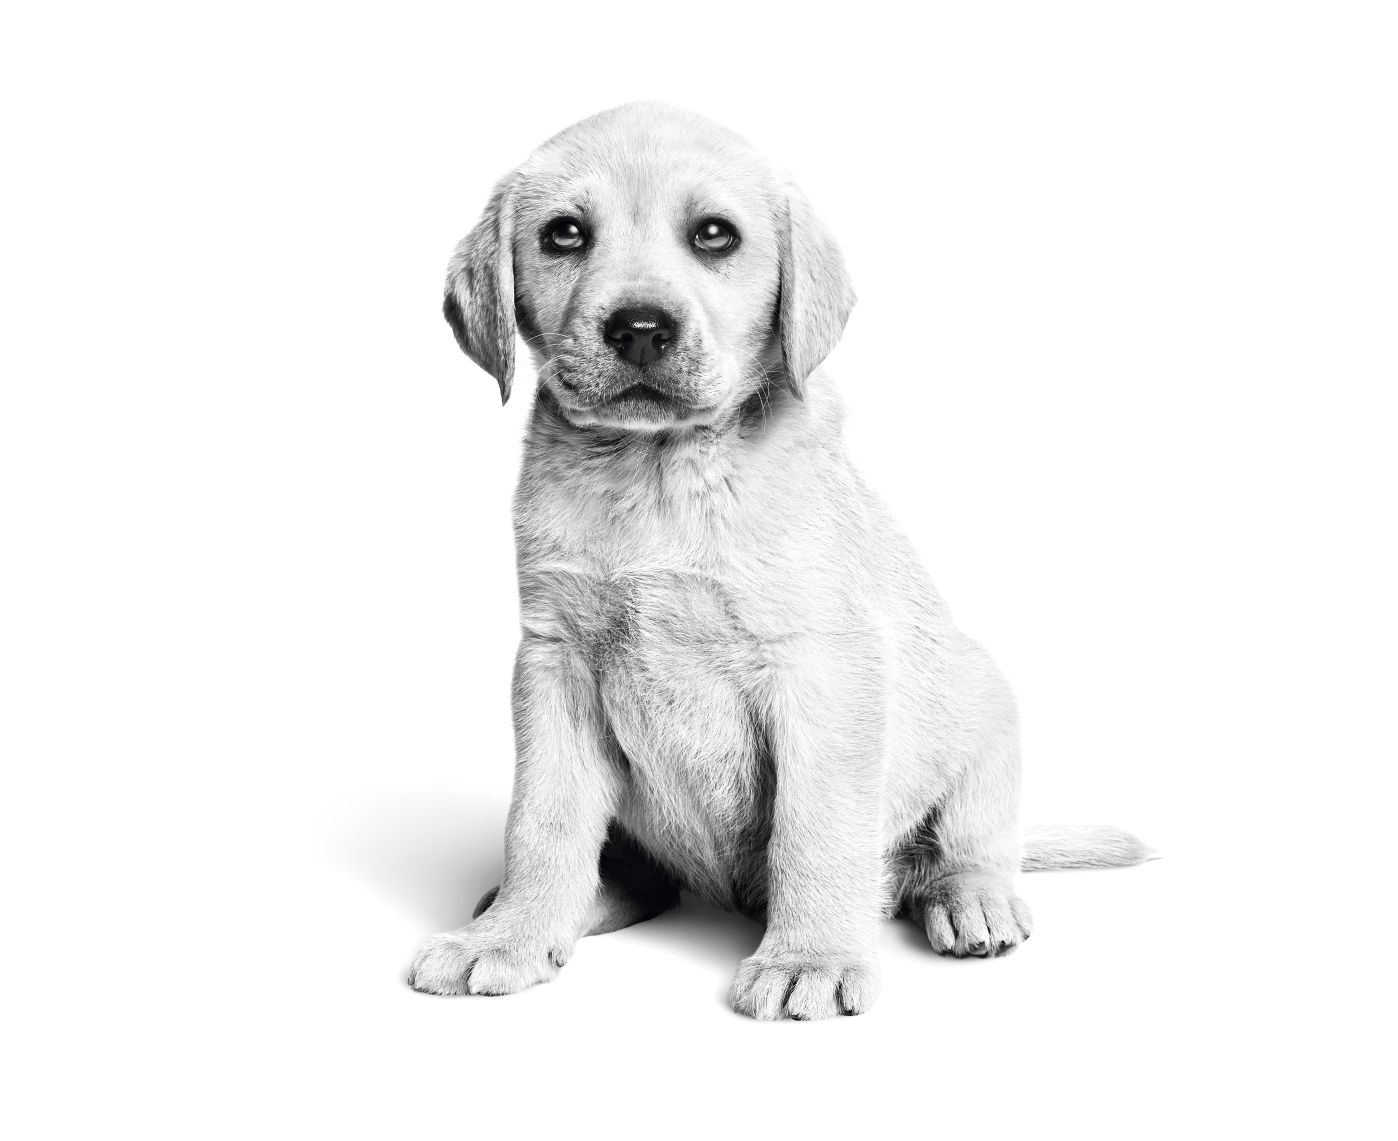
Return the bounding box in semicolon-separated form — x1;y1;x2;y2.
730;651;886;1020
409;635;619;996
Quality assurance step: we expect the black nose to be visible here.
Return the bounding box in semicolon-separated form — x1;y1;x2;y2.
603;307;675;366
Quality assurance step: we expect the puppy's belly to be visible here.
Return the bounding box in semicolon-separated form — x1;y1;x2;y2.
593;604;773;913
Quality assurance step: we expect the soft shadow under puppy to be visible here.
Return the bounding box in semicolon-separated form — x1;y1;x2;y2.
327;790;505;931
329;791;762;987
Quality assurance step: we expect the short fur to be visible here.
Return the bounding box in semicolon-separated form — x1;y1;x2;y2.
410;103;1151;1020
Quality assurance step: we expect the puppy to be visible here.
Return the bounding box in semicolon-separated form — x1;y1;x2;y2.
408;103;1150;1020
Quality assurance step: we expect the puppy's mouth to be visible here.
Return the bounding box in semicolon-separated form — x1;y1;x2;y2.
603;382;681;413
558;380;713;429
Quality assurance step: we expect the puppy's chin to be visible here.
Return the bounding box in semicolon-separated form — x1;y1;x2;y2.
551;382;719;433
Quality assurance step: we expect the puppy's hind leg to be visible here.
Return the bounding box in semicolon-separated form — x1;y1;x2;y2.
895;715;1033;958
474;824;681;937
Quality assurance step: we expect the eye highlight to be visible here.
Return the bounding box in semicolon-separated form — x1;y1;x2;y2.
543;217;587;253
693;218;738;254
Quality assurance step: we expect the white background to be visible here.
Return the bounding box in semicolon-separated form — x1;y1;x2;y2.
3;2;1394;1137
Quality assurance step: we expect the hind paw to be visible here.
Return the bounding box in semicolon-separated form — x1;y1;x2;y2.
919;871;1032;958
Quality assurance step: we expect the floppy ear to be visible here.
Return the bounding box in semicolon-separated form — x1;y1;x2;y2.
443;175;518;404
775;182;856;399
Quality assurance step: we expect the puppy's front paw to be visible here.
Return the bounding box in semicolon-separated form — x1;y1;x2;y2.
729;951;881;1020
921;870;1032;958
407;922;571;997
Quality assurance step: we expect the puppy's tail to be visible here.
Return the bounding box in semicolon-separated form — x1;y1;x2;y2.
1021;825;1157;871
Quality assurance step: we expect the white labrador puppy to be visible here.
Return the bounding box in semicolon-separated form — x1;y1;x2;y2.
409;103;1150;1020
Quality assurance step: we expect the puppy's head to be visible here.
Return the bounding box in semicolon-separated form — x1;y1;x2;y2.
444;103;854;430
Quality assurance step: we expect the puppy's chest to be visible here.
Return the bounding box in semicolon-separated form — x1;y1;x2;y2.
522;431;813;901
521;463;767;680
521;510;774;891
523;547;766;714
580;564;771;906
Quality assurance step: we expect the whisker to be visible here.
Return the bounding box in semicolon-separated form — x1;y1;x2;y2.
522;332;572;348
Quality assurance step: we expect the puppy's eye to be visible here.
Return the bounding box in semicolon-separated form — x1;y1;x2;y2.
693;219;737;254
544;218;586;252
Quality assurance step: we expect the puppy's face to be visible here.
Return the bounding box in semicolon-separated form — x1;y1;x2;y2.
445;104;854;432
510;128;782;430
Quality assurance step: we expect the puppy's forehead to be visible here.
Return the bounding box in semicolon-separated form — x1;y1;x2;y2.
515;104;775;219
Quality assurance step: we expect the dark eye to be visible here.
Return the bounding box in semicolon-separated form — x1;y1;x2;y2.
544;217;586;252
693;219;737;254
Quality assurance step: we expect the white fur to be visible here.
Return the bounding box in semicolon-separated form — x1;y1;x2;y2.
409;103;1149;1019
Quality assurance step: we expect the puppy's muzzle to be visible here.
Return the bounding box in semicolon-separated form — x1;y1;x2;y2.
603;307;677;367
